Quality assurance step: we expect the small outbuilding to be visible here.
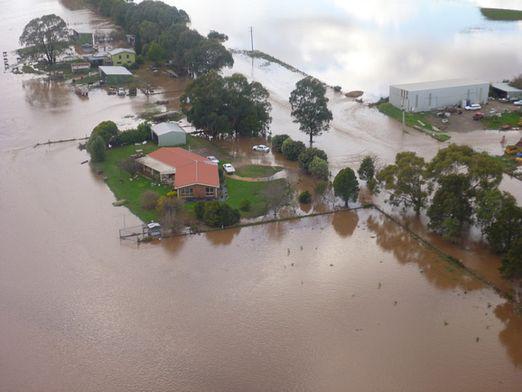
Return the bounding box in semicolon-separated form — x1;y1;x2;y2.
390;79;490;112
99;66;133;84
491;83;522;101
151;122;187;147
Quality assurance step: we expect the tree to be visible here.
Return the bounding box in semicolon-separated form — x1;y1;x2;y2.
500;238;522;279
181;72;271;137
271;134;290;153
475;189;514;233
510;74;522;90
298;191;312;204
207;30;228;43
308;157;329;180
88;121;119;147
19;14;70;65
88;136;106;163
146;41;165;64
485;199;522;254
358;156;375;182
202;201;240;227
141;191;160;210
333;168;359;207
376;152;428;215
427;174;473;243
281;139;306;161
185;39;234;77
298;147;328;172
289;76;333;145
157;195;185;231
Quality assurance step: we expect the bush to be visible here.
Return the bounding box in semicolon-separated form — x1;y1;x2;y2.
281;138;306;161
298;147;328;172
112;122;151;147
334;85;342;93
202;201;240;227
333;167;359;206
271;134;290;153
358;156;375;181
88;135;106;163
500;237;522;279
119;157;139;175
298;190;312;204
194;201;206;220
141;191;160;210
315;180;329;195
239;199;251;212
308;157;329;180
88;121;118;147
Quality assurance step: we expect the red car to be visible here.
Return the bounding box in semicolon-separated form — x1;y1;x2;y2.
473;112;484;121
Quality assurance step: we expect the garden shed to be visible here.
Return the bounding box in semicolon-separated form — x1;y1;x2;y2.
151;122;187;147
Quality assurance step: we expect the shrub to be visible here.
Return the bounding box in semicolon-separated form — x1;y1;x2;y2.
202;201;240;227
88;121;118;147
315;180;329;195
358;156;375;181
88;135;106;163
333;167;359;206
281;139;306;161
119;157;139;175
298;147;328;172
239;199;251;212
298;190;312;204
194;201;206;220
141;191;160;210
308;157;329;180
271;134;290;153
500;237;522;279
112;122;151;147
334;85;342;93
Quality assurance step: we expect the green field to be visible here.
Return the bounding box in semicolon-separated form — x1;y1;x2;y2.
93;143;170;222
235;165;282;178
480;8;522;21
482;112;522;129
226;178;288;218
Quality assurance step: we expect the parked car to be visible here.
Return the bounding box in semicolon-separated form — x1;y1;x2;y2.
513;100;522;106
207;155;220;164
146;222;161;238
473;112;484;121
252;144;270;153
498;97;509;103
222;163;236;174
117;88;125;96
465;104;481;111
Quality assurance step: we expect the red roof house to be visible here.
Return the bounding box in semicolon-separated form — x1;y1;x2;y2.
136;148;220;199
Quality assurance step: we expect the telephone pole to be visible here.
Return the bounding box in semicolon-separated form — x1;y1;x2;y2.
250;26;254;53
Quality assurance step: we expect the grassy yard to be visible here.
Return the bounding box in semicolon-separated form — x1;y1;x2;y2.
482;112;522;129
480;8;522;21
235;165;282;178
93;143;171;222
378;102;450;142
226;178;288;218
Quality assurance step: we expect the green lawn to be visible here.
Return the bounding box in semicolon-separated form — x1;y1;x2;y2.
226;178;288;218
93;143;171;222
480;8;522;21
482;112;522;129
235;165;282;178
378;102;450;142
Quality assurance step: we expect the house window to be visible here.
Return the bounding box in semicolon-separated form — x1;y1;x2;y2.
180;187;193;198
205;187;215;197
126;54;130;59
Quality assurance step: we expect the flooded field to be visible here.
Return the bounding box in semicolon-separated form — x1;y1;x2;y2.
1;1;522;391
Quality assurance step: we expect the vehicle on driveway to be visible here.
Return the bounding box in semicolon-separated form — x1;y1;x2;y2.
473;112;484;121
207;156;219;164
222;163;236;174
465;104;481;111
252;144;270;153
513;100;522;106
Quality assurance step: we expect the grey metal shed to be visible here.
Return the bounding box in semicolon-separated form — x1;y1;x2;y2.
151;122;187;147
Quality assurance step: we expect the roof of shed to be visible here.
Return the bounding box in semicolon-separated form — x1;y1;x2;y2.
391;79;489;92
151;122;186;136
109;48;136;56
98;66;132;76
491;83;522;93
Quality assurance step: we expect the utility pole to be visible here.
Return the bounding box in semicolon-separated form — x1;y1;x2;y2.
250;26;254;53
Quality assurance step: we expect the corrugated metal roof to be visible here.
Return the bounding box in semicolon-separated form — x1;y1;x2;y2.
109;48;136;56
99;66;132;76
136;156;176;175
391;79;489;92
491;83;522;93
152;122;186;136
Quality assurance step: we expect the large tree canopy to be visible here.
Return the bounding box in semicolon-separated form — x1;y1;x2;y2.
181;72;272;137
19;14;70;64
289;77;333;145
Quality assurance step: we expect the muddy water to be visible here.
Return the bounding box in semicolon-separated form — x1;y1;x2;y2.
2;1;522;391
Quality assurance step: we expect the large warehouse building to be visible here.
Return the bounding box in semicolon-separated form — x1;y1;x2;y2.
389;79;490;112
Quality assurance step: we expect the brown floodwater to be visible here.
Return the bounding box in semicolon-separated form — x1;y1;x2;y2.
1;1;522;391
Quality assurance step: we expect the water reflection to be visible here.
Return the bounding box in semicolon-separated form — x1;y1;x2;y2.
495;302;522;367
331;210;358;238
23;79;71;110
366;213;482;291
205;227;241;246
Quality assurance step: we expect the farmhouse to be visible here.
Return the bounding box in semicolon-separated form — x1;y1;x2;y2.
99;66;133;84
151;122;187;147
136;148;220;200
491;83;522;101
389;79;490;112
109;48;136;67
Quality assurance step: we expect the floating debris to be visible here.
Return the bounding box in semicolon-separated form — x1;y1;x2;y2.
444;321;449;326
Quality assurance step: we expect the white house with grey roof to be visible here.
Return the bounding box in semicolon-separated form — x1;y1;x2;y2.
389;79;490;112
151;122;187;147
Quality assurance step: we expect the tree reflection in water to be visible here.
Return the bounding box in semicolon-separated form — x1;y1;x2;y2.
366;213;482;292
205;227;241;246
331;210;358;238
495;302;522;367
23;79;71;109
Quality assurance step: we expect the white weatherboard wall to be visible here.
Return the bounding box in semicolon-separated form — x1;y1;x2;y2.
389;79;490;112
